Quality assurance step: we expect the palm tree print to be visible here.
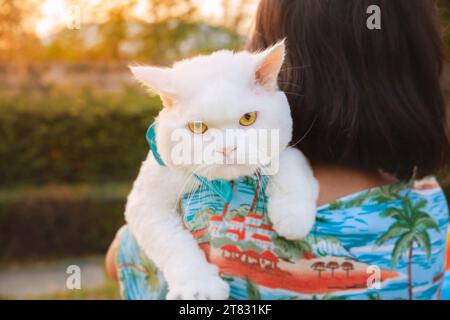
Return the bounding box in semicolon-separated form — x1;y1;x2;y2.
312;294;348;300
140;257;161;293
245;279;262;300
243;175;261;214
272;236;312;262
327;182;409;210
376;196;439;300
367;292;382;300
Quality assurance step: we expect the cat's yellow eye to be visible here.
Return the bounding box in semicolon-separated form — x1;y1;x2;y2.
239;112;257;126
188;121;208;134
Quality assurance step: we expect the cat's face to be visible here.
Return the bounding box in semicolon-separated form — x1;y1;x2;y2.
131;41;292;180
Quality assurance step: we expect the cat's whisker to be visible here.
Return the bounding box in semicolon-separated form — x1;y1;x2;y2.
184;181;202;212
258;167;284;195
195;165;220;207
283;91;305;98
280;65;310;72
175;165;206;208
289;116;318;148
176;176;196;210
278;81;302;88
199;166;215;204
251;156;285;195
187;165;213;206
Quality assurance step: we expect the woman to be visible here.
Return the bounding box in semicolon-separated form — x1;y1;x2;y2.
106;0;450;300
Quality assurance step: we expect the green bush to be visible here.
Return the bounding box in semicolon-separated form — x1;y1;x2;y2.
0;87;161;186
0;183;129;261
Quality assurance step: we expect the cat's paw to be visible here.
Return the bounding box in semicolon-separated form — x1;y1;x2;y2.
268;199;316;240
166;274;229;300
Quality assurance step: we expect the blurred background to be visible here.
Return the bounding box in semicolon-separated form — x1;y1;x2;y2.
0;0;448;299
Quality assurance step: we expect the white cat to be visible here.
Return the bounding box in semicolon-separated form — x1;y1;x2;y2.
125;41;319;300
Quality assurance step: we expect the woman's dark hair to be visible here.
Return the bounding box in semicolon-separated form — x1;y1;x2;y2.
247;0;449;180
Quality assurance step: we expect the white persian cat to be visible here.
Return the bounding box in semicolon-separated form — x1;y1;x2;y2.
125;41;319;300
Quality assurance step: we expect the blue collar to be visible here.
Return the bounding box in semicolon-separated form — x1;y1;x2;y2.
146;123;166;167
146;123;233;203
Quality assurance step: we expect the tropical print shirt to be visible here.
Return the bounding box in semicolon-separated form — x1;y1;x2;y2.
117;125;450;300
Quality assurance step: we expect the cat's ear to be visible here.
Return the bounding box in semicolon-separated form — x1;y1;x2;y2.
254;40;286;90
129;66;177;108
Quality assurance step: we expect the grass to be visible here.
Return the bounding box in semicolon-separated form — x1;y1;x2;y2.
0;279;121;300
36;279;121;300
0;182;131;204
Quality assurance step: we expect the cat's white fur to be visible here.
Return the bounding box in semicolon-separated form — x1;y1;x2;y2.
125;41;319;300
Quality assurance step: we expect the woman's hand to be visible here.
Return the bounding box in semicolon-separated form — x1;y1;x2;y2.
105;228;123;282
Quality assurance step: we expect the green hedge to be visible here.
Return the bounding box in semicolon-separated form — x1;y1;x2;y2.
0;88;161;186
0;184;128;261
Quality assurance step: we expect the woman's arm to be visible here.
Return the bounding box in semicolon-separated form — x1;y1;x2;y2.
105;228;122;282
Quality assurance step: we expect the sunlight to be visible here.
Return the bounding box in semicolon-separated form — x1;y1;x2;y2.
36;0;68;38
34;0;254;38
197;0;223;17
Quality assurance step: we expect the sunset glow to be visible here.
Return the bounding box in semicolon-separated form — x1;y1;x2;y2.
197;0;223;17
36;0;68;38
35;0;242;38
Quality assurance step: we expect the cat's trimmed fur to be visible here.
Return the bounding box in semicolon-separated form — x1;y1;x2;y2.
125;41;319;300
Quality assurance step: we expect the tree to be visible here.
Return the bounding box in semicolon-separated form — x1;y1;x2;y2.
375;197;439;300
140;257;161;292
312;294;348;300
311;261;326;279
0;0;42;65
245;278;262;300
239;240;262;254
190;208;210;231
326;261;339;277
133;0;243;64
91;0;137;61
273;236;312;262
221;0;255;34
37;0;244;63
367;292;382;300
341;261;354;277
243;176;260;214
135;0;199;63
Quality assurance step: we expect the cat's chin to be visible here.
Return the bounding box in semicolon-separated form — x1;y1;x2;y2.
193;164;257;181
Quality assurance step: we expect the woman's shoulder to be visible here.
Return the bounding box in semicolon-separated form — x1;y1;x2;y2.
312;163;447;211
313;164;394;207
318;176;448;212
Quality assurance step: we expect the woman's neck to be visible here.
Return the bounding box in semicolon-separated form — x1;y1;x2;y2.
312;163;395;207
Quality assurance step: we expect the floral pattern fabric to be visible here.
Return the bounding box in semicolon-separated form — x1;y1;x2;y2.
117;175;449;300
